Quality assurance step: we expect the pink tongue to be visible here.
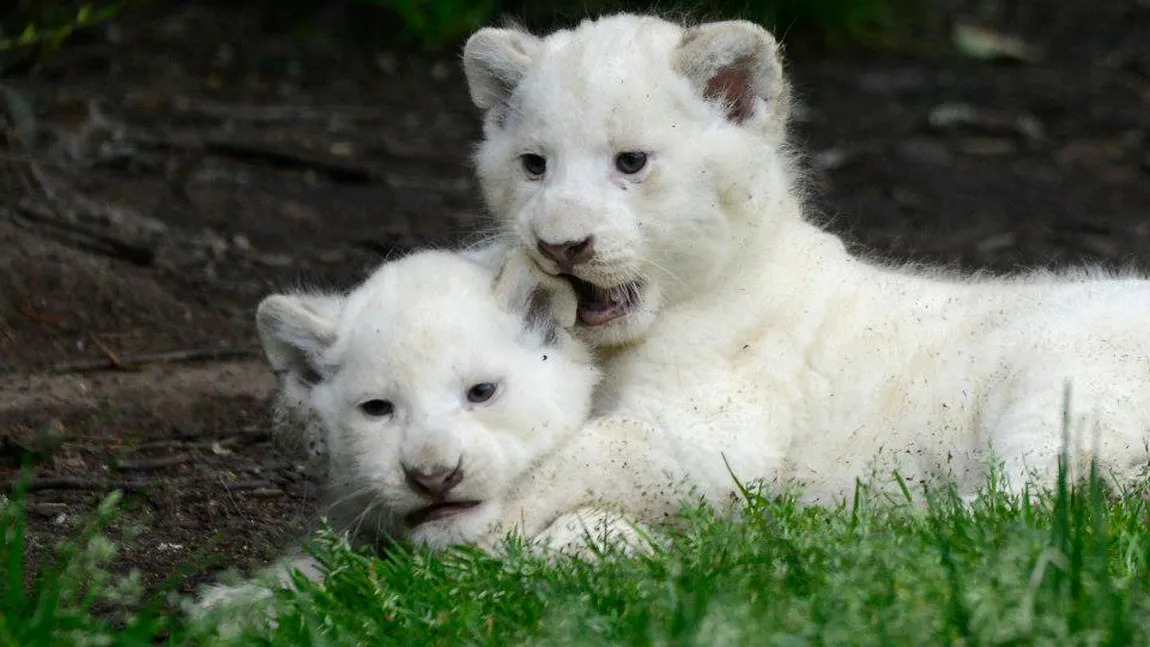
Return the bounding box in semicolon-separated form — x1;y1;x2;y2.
579;303;626;326
577;287;627;326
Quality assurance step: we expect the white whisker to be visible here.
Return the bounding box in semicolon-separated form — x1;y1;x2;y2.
323;483;376;523
348;495;387;541
641;258;686;288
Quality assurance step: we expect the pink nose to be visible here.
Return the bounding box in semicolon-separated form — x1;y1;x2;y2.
537;236;594;272
403;462;463;498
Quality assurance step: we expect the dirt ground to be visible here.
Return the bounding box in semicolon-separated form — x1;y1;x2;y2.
1;1;1147;601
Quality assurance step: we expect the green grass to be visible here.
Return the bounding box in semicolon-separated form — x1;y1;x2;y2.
6;463;1150;646
0;489;183;646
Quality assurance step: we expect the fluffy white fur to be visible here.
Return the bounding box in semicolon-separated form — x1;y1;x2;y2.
196;248;680;617
464;13;1150;505
258;248;646;549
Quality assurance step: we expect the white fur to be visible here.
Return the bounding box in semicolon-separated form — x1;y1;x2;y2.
197;248;667;615
464;13;1150;506
259;249;622;549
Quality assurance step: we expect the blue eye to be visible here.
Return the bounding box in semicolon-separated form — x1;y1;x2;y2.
360;399;394;417
466;382;498;403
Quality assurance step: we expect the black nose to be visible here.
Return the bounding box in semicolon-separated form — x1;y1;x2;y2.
537;236;594;272
403;462;464;498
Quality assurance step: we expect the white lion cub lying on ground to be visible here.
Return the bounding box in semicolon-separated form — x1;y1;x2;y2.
197;248;683;615
464;13;1150;502
258;248;679;553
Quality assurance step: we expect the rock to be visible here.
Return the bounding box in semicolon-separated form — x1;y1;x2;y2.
956;137;1017;156
897;138;954;166
928;102;979;129
927;102;1045;146
812;148;853;171
857;68;928;95
0;84;36;146
952;23;1042;63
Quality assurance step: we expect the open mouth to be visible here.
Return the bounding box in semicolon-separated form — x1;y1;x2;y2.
404;500;482;526
564;275;643;326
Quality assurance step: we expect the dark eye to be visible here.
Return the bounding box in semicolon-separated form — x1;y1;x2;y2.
359;399;394;417
615;151;648;174
521;153;547;177
466;382;498;404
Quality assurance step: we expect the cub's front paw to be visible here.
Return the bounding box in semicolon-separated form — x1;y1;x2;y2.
187;553;323;636
532;507;654;559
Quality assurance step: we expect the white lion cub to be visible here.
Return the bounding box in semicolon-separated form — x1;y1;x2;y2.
197;248;679;616
463;14;1150;503
257;248;630;551
264;247;698;554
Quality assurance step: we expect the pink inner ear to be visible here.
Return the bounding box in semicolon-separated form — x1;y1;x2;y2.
704;62;755;123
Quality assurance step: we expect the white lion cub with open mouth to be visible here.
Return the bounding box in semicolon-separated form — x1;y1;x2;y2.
464;14;1150;502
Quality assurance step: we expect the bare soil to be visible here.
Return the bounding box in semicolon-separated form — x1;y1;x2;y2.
1;1;1147;603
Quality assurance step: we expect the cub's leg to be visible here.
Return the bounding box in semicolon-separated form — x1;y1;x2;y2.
190;552;323;631
985;373;1150;493
532;506;653;558
481;416;685;554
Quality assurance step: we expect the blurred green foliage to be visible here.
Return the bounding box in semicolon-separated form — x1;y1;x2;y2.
0;1;138;76
0;1;135;52
355;0;498;52
356;0;933;52
1;0;933;66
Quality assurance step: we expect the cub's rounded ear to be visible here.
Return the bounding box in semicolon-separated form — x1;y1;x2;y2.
493;248;578;344
256;294;342;385
463;27;542;110
674;20;789;135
